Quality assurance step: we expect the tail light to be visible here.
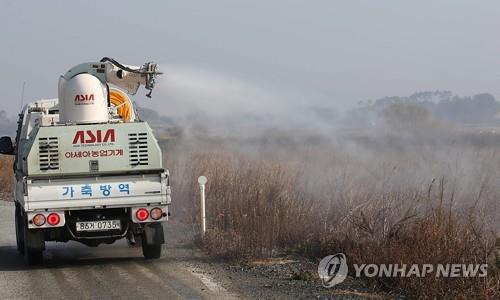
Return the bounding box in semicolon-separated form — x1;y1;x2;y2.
32;214;46;226
150;207;163;220
27;211;65;229
47;213;60;226
136;208;149;221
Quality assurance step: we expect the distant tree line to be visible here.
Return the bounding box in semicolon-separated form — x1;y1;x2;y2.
344;91;500;127
135;105;175;126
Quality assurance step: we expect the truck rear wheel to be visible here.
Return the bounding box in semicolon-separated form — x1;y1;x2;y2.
15;204;24;255
141;223;164;259
23;215;45;266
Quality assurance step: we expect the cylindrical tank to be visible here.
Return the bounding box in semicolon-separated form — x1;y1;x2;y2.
58;74;109;124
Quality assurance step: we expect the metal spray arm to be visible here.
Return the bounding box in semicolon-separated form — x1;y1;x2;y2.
62;57;163;98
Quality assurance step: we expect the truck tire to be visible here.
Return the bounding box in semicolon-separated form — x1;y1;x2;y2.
15;204;24;255
23;216;44;266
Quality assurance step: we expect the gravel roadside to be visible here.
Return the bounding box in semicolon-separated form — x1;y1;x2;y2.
187;254;391;299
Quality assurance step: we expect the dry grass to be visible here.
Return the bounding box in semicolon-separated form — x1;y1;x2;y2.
164;128;500;299
0;156;13;198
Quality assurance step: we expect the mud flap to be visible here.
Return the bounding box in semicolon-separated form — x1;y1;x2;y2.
142;223;164;246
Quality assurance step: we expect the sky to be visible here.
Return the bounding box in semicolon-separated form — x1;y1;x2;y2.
1;0;500;119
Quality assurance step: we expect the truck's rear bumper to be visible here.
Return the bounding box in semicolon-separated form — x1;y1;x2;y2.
24;173;171;211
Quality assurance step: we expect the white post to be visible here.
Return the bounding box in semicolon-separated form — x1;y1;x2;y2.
198;176;208;237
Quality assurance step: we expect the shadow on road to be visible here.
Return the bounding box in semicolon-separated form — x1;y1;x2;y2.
0;240;210;271
0;244;149;271
0;246;26;270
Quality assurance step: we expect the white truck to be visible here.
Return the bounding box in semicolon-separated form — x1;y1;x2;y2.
0;58;171;265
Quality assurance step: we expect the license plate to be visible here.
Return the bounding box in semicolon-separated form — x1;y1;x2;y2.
76;220;121;232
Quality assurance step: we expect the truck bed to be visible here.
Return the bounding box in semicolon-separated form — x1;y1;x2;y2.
22;173;170;211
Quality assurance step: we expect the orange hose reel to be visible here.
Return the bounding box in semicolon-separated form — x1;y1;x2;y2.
109;89;133;122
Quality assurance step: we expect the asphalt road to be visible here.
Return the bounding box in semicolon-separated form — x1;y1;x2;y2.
0;201;239;300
